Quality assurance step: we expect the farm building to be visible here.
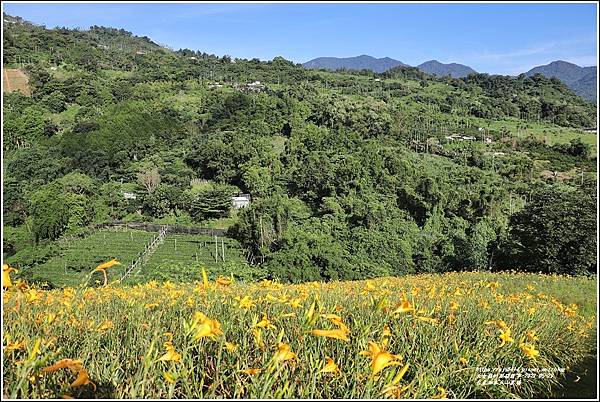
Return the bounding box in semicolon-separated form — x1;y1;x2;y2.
231;194;251;209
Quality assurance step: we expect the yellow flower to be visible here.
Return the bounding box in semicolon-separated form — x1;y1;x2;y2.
432;386;447;399
360;341;402;376
393;300;414;315
525;330;539;341
273;342;297;363
484;319;509;330
216;276;232;286
194;319;222;340
415;316;439;324
190;312;223;340
459;357;468;365
240;368;262;375
528;307;537;315
519;342;539;359
94;259;121;271
3;264;18;288
237;295;256;309
449;301;459;310
4;340;27;352
254;313;276;330
265;293;278;302
499;328;514;346
71;369;94;389
364;280;376;293
42;359;96;391
320;356;340;374
224;342;238;352
97;320;114;332
310;328;350;342
25;289;42;304
158;342;181;362
288;298;302;308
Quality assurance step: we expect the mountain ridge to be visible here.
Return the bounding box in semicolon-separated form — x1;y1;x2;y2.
524;60;596;103
303;55;596;103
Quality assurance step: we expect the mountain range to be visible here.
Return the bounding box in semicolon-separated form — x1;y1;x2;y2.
302;56;597;103
302;55;408;73
523;60;596;103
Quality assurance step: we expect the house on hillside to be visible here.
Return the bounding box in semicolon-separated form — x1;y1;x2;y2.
246;81;265;92
231;194;251;209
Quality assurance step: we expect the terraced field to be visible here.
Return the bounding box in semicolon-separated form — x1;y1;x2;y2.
18;229;248;288
26;229;155;287
126;233;247;284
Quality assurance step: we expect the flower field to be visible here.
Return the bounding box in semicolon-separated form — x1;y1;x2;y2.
2;271;596;399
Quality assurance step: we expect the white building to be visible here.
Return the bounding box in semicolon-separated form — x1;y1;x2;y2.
231;194;251;209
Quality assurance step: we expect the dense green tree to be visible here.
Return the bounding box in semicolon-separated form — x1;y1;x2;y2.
505;185;596;274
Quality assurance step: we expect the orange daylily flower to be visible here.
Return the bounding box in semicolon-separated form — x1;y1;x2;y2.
190;312;223;340
240;368;262;375
432;386;448;399
42;359;96;391
525;330;539;341
254;313;276;330
3;264;18;288
94;259;121;271
320;356;340;374
310;328;350;342
360;341;402;376
158;342;181;362
393;300;414;314
224;342;238;352
519;341;540;359
237;295;256;309
499;328;514;346
216;276;232;286
273;342;297;363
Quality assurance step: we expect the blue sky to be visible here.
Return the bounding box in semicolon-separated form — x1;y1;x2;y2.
3;2;598;74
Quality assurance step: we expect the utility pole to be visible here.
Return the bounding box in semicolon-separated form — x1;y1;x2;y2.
222;239;225;262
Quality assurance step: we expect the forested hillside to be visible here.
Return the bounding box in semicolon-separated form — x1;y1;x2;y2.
3;15;597;284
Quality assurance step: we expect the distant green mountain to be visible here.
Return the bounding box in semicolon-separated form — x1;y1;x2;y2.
525;60;596;103
417;60;477;78
302;55;478;78
302;55;408;73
